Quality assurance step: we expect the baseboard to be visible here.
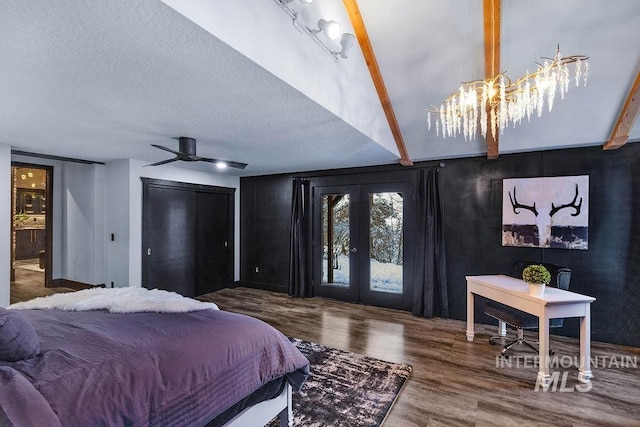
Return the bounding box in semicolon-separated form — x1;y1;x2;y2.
50;279;106;291
234;280;287;294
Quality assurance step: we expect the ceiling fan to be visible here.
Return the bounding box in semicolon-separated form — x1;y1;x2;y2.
147;137;247;169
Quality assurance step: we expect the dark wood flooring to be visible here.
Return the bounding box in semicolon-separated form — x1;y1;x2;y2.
199;287;640;427
10;259;75;304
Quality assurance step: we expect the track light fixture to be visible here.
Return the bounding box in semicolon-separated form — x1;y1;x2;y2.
313;19;341;40
271;0;356;61
338;33;356;59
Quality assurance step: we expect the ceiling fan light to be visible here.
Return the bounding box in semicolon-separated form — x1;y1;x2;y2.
318;19;341;40
216;161;228;169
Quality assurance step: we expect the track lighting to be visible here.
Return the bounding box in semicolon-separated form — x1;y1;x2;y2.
270;0;356;61
338;33;356;59
314;19;341;40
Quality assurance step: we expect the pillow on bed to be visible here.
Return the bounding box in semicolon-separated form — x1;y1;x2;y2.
0;307;41;362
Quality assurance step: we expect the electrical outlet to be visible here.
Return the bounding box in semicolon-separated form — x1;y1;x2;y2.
255;267;259;273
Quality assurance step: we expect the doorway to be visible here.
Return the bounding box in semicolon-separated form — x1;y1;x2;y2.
312;182;414;311
10;163;53;303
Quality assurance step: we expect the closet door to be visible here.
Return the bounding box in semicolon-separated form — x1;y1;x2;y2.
142;178;235;297
195;192;232;295
143;185;197;296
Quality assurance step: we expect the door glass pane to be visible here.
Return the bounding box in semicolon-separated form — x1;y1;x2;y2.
369;192;403;294
321;194;350;287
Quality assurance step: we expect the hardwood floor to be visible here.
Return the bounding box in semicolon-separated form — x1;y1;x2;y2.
10;259;75;304
200;287;640;427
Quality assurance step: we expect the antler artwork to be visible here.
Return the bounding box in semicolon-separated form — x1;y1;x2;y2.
508;187;538;216
550;184;582;217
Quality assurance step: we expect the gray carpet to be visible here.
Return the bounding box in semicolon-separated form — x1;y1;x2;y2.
270;338;412;427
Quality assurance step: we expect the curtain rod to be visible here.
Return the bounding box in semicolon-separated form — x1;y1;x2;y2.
290;162;445;181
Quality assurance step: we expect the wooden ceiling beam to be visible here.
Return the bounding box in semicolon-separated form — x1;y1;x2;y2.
484;0;501;159
603;70;640;150
342;0;413;166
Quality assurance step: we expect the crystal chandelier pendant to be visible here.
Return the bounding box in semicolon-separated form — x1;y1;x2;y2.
427;46;589;141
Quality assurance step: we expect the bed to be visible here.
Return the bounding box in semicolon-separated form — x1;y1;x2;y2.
0;288;309;426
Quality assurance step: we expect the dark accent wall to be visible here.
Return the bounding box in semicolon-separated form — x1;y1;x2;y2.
240;144;640;348
241;174;293;293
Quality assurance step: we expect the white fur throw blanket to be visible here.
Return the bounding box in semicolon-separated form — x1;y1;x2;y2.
9;287;219;313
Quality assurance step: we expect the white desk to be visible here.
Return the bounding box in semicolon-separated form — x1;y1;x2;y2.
465;275;595;385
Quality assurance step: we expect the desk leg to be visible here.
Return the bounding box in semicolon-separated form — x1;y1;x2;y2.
537;315;550;386
466;290;475;342
578;305;593;383
498;321;507;337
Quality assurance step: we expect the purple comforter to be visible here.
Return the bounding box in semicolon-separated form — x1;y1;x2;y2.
0;308;309;426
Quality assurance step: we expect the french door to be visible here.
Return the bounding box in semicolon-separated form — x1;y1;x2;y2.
312;182;414;311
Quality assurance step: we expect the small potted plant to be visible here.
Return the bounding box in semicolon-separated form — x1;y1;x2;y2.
522;264;551;296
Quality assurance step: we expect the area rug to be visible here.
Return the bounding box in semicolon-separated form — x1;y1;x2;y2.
269;338;412;427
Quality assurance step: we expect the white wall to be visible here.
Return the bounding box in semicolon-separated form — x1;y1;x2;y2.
104;159;131;288
0;145;11;306
92;165;106;284
61;162;106;285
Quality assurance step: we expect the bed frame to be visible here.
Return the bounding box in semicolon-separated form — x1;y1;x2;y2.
224;382;292;427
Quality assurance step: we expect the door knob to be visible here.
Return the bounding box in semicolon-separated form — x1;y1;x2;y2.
351;247;358;253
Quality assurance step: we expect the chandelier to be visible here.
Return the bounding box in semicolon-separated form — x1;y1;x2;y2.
427;46;589;141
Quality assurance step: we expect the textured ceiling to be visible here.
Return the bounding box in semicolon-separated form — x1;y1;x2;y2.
1;0;639;176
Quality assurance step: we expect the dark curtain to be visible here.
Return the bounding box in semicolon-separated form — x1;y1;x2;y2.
289;178;313;297
413;168;449;318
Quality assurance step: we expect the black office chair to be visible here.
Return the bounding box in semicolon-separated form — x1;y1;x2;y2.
484;261;572;356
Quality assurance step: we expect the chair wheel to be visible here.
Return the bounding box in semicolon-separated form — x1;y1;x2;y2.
501;348;509;356
489;338;496;345
549;349;555;355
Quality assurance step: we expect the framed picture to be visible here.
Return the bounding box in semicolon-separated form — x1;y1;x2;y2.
502;175;588;250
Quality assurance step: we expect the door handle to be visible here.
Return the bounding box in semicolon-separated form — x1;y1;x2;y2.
147;248;151;256
351;247;358;253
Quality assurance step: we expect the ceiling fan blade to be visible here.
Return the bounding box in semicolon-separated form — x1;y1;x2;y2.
145;158;178;167
151;144;182;156
149;138;245;169
198;157;248;170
